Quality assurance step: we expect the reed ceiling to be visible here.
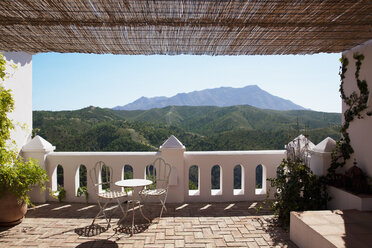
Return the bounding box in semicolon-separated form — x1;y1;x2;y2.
0;0;371;55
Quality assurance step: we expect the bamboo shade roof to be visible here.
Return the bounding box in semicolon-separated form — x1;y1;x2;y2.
0;0;371;55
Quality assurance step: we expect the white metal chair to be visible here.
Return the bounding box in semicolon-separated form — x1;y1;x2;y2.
139;157;171;219
89;161;128;228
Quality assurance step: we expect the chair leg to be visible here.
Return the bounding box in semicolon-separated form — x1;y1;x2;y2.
118;198;131;225
117;198;127;217
102;201;112;227
139;192;147;204
138;200;151;223
92;200;112;227
106;197;130;225
138;193;151;223
91;209;101;226
114;197;128;224
139;193;148;212
159;193;168;219
159;201;165;219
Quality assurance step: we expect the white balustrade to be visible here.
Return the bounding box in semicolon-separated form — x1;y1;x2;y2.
184;151;285;203
22;136;286;204
45;152;159;203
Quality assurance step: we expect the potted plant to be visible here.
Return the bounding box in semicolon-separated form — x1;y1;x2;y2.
0;53;49;226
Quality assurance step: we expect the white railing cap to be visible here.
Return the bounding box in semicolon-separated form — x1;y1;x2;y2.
159;135;186;150
22;135;56;153
313;137;336;153
185;150;286;155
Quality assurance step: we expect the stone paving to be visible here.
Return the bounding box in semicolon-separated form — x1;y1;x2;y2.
0;201;296;248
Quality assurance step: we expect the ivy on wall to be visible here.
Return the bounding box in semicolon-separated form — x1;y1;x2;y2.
0;53;49;205
328;53;371;180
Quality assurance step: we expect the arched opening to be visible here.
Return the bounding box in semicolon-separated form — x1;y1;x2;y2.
57;164;64;188
123;164;133;179
52;164;63;192
100;164;111;192
211;165;222;195
188;165;199;196
145;164;156;189
79;164;87;187
145;164;156;178
52;164;65;201
233;164;244;195
255;164;266;195
123;164;134;194
75;165;87;199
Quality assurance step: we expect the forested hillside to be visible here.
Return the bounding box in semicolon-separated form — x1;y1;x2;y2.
33;105;341;151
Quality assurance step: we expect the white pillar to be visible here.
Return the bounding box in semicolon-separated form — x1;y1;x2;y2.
21;135;55;203
158;135;186;203
309;137;336;177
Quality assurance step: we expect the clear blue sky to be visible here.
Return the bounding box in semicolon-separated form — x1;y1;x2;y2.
33;53;341;113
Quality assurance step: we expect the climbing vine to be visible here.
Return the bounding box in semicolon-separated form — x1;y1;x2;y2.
328;53;371;180
0;53;16;165
0;52;49;205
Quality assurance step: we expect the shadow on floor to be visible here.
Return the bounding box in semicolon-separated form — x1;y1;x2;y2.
25;201;274;220
75;240;118;248
74;223;108;237
15;201;295;247
113;223;151;235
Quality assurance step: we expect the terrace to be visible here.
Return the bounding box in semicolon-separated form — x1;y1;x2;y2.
1;0;372;247
0;201;296;247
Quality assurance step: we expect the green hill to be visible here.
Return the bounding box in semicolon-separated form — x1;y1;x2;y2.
33;105;341;151
113;105;341;136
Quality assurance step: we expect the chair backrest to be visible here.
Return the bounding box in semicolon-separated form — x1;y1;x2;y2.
89;161;113;194
146;158;171;189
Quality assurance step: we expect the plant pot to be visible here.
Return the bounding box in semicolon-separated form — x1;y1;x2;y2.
0;191;27;226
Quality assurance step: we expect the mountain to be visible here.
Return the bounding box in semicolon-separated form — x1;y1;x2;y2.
113;85;306;111
33;105;341;152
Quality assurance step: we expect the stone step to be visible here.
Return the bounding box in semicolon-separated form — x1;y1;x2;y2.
290;209;372;248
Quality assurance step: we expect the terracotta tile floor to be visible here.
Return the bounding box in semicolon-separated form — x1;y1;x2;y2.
0;201;296;248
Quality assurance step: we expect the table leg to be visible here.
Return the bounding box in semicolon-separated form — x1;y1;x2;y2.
117;186;151;236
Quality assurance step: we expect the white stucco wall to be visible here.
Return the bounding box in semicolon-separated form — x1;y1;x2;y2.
1;52;32;152
22;137;285;204
341;40;372;176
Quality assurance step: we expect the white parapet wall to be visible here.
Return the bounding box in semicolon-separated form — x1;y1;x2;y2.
42;150;285;204
46;151;160;203
23;136;286;204
1;51;33;153
184;150;286;202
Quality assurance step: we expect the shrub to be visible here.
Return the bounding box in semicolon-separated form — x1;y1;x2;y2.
267;158;328;228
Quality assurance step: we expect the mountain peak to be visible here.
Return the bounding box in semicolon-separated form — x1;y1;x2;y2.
113;85;305;111
244;84;259;88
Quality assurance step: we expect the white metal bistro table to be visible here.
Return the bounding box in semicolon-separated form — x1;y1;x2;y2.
114;179;152;235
